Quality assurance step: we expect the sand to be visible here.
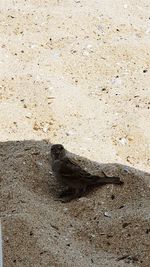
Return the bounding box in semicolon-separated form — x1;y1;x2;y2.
0;0;150;266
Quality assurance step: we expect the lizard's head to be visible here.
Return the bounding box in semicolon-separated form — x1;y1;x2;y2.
51;144;66;160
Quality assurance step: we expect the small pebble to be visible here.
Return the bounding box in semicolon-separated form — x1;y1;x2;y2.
143;69;148;73
104;212;112;218
123;167;130;174
118;138;128;145
66;131;76;136
122;222;131;228
82;50;89;56
26;113;32;119
119;205;125;209
63;208;68;213
42;124;49;133
36;161;43;167
111;76;122;86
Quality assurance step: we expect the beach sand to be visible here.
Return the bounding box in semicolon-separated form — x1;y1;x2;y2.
0;0;150;266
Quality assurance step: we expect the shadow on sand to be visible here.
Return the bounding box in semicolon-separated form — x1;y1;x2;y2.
0;140;150;267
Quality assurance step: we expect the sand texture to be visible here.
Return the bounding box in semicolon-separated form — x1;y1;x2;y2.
0;0;150;266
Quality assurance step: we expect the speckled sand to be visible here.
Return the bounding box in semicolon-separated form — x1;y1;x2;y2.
0;0;150;266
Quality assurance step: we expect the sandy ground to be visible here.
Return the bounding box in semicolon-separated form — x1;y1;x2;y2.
0;0;150;266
